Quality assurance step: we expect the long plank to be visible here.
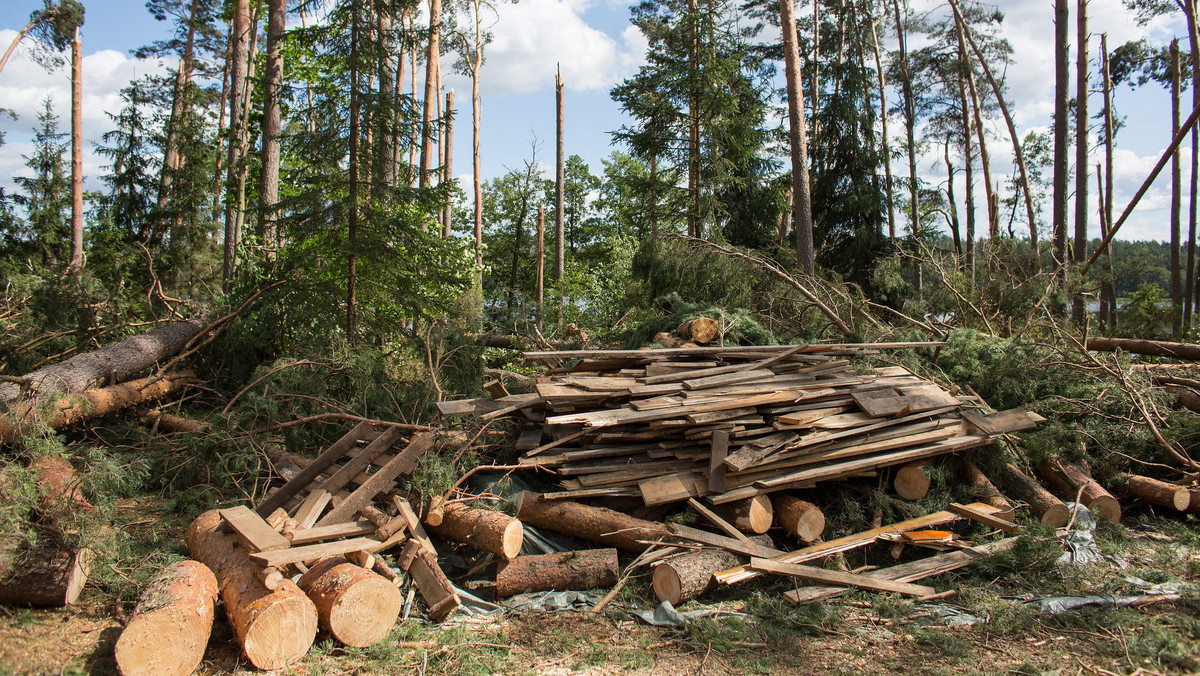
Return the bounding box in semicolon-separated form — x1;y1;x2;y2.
220;505;292;552
948;502;1018;534
318;426;405;494
714;502;1003;585
315;433;436;527
708;430;729;493
288;520;376;545
250;537;381;567
292;489;332;529
522;342;948;360
754;435;993;489
255;420;376;516
748;558;936;596
668;523;784;558
688;498;753;545
783;537;1020;606
436;393;541;416
546;390;802;428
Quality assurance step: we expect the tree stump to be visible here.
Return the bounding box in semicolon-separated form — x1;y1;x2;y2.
114;560;218;676
494;548;618;598
185;510;317;670
297;557;403;648
677;318;719;345
0;533;90;607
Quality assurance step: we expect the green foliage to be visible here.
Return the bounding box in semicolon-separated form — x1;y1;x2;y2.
1114;282;1174;340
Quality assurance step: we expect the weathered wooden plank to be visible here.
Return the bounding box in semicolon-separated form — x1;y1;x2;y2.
687;498;753;545
255;421;376;516
667;523;784;558
639;472;707;506
220;505;292;552
708;430;729;493
288;520;376;545
250;537;380;567
948;502;1018;534
748;558;936;596
315;433;436;527
293;489;332;529
318;426;405;495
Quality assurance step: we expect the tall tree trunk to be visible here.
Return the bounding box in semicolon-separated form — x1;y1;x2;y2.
650;153;659;238
1185;0;1200;328
234;7;260;255
945;139;963;259
1072;0;1088;325
348;0;361;340
0;11;50;76
470;0;484;267
157;0;198;249
209;25;233;222
69;26;83;278
810;0;820;145
408;10;419;184
893;0;919;240
301;5;316;134
258;0;285;249
866;5;894;239
688;0;701;240
443;90;454;237
391;9;406;183
536;205;544;329
1052;0;1070;303
1102;34;1117;330
954;17;995;242
377;11;396;192
506;189;530;326
781;0;815;275
959;73;976;277
1172;38;1183;333
555;68;565;315
419;0;441;192
950;0;1038;249
223;0;250;289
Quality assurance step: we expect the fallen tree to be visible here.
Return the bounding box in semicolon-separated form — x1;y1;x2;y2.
0;371;195;445
1085;337;1200;362
0;318;207;403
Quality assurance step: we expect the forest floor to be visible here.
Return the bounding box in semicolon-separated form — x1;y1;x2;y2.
0;498;1197;675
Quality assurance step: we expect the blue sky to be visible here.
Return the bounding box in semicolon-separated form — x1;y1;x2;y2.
0;0;1193;243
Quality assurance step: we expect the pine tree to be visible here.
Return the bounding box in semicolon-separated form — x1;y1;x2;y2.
12;99;71;268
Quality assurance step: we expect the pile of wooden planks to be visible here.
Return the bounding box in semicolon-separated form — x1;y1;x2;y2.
441;343;1044;508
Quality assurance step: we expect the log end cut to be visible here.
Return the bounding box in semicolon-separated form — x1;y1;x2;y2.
298;557;403;648
114;560;218;676
894;462;931;501
651;565;685;606
1040;504;1071;528
240;594;319;669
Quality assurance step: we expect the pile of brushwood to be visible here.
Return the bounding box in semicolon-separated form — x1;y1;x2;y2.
4;304;1200;674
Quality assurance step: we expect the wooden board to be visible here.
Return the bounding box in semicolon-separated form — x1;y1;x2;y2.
250;537;381;567
708;430;729;493
958;408;1042;435
748;557;936;596
318;426;405;495
948;503;1018;534
667;524;784;558
315;433;435;527
639;472;707;506
515;429;543;451
293;490;332;529
255;421;376;516
220;505;292;552
289;520;377;545
853;384;959;418
437;393;541;416
687;498;753;545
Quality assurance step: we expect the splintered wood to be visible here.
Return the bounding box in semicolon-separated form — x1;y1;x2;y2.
441;343;1040;506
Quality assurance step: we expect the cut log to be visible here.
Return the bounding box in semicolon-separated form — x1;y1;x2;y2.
114;560;218;676
495;548;619;598
516;492;670;552
1085;336;1200;361
1035;458;1122;523
770;493;825;542
34;455;92;512
712;495;773;534
297;557;403;647
185;510;317;670
677;317;719;345
652;332;685;349
427;503;523;559
996;462;1070;527
0;371;195;445
960;463;1015;521
142;408;210;434
1114;473;1190;512
0;317;208;402
0;532;91;607
651;548;741;606
894;461;931;501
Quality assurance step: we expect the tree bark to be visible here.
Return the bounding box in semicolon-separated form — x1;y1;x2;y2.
223;0;250;288
494;548;618;598
185;510;318;669
0;534;90;607
687;0;701;240
1086;336;1200;361
443;89;454;236
1101;34;1117;329
954;16;995;242
959;70;976;275
996;462;1070;527
297;556;403;647
945;139;963;259
419;0;441;191
516;492;669;552
69;26;83;277
427;502;523;559
960;462;1014;521
555;68;566;295
536;205;544;328
1114;473;1190;512
1053;0;1070;292
0;11;50;76
770;493;824;542
0;317;207;403
1;372;195;445
1072;0;1088;324
347;0;361;340
1036;458;1122;523
865;5;894;239
257;0;285;247
156;0;198;248
894;0;919;242
781;0;815;275
1187;0;1200;327
1172;39;1184;333
114;560;218;676
652;547;741;605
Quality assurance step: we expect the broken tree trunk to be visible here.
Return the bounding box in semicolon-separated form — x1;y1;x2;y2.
996;463;1070;527
0;318;207;402
142;408;210;434
297;557;403;647
113;560;219;676
652;547;741;606
494;548;618;598
0;371;195;445
185;509;317;669
1086;336;1200;361
426;503;523;559
770;493;825;543
0;533;91;607
1114;473;1190;512
516;492;670;552
960;463;1015;521
1036;458;1122;523
712;495;773;534
894;461;931;500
